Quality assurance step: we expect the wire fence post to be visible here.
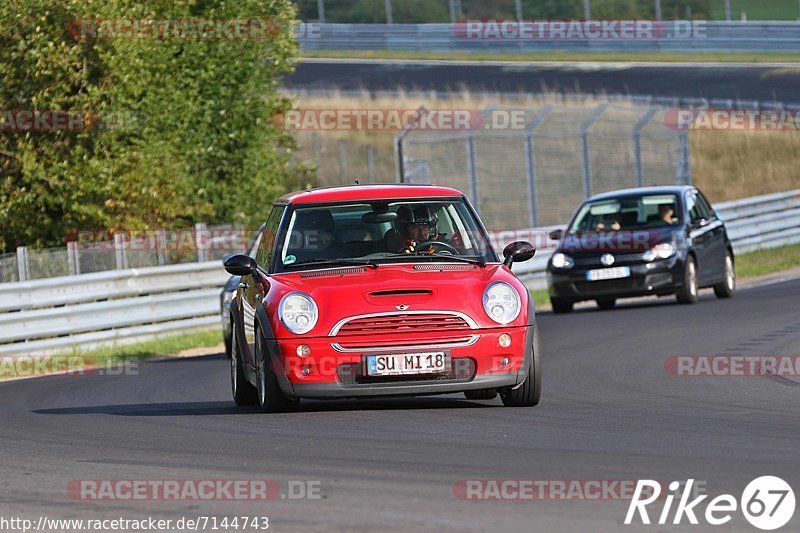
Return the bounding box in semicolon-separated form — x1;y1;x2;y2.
633;107;660;188
385;0;393;24
524;105;554;227
195;222;207;263
67;241;80;276
580;103;608;199
317;0;325;23
16;246;29;282
157;230;167;266
338;140;347;182
465;134;480;214
311;132;321;184
367;145;375;182
678;132;692;185
114;233;128;270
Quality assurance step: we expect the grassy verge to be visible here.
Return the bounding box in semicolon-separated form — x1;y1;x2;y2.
0;329;223;382
531;242;800;307
301;49;800;64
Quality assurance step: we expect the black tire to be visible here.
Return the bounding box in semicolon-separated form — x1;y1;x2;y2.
224;332;232;359
676;255;699;304
551;298;574;314
255;329;299;413
596;298;616;310
464;389;498;400
713;252;736;298
231;329;257;406
501;325;542;407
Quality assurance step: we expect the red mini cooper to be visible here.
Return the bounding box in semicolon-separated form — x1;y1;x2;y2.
223;184;541;412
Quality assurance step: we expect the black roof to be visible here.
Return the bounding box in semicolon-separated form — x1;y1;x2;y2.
586;185;695;203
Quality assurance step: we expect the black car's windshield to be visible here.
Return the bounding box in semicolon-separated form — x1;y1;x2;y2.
568;194;681;233
274;200;495;271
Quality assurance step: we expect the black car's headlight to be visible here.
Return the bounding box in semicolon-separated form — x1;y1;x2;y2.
642;243;676;262
279;292;319;334
551;252;575;269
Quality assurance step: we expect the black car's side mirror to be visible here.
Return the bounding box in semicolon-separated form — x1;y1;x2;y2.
224;254;259;277
503;241;536;268
548;229;563;241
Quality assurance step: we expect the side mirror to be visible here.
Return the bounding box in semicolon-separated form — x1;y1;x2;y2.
548;229;563;241
224;254;258;277
503;241;536;268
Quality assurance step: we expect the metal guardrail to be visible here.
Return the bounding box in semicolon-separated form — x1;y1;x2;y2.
512;188;800;288
299;22;800;53
0;190;796;354
0;262;227;355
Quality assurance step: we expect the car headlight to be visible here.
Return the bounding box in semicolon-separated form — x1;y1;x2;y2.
551;252;574;269
482;282;521;325
279;292;318;334
642;242;676;262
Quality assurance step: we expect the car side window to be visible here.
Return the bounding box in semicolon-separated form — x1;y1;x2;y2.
255;207;285;271
697;192;715;220
686;191;710;222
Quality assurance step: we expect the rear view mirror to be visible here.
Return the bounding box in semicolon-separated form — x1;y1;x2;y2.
503;241;536;268
224;254;258;276
362;211;398;224
548;229;563;241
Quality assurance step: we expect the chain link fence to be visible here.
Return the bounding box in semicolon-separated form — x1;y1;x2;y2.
398;103;690;230
0;224;246;284
294;131;396;187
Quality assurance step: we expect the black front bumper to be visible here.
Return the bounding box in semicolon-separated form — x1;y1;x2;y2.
548;257;684;302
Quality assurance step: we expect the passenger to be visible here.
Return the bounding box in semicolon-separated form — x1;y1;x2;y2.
594;214;622;232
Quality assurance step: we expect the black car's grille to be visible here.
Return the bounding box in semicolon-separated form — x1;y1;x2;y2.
336;357;477;386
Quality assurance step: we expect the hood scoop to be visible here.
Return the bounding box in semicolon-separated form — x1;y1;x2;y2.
369;289;433;297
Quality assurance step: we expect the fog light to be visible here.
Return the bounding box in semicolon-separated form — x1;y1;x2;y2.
301;367;310;376
296;344;311;357
498;333;512;348
500;357;510;366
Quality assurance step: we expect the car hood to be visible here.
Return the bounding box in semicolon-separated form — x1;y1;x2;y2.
265;262;532;336
557;227;680;257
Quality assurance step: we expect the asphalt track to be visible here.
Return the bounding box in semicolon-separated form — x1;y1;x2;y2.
2;278;800;532
285;59;800;103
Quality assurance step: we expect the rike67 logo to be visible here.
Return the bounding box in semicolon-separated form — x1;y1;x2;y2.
626;477;795;530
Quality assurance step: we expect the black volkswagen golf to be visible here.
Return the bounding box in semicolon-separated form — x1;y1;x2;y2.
546;186;735;313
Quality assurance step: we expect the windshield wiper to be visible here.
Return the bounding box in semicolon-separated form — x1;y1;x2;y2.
380;253;486;268
291;258;379;270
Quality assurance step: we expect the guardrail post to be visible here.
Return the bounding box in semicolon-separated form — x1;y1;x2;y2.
195;222;208;263
465;133;480;215
114;233;128;270
67;241;80;276
633;107;660;188
16;246;29;282
580;103;608;198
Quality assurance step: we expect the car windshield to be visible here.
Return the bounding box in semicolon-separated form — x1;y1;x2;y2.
568;194;681;233
274;199;496;271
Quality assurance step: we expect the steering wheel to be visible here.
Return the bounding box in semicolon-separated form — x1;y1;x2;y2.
415;240;458;255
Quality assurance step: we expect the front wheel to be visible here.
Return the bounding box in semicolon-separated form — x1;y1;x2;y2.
255;330;299;413
676;256;699;304
713;252;736;298
501;325;542;407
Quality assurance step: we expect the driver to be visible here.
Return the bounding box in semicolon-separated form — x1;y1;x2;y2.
388;205;443;254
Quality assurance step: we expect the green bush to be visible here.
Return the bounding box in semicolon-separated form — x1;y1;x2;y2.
0;0;307;252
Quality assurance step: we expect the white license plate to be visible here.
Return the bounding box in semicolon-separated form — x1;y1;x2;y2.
586;266;631;281
366;352;448;376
